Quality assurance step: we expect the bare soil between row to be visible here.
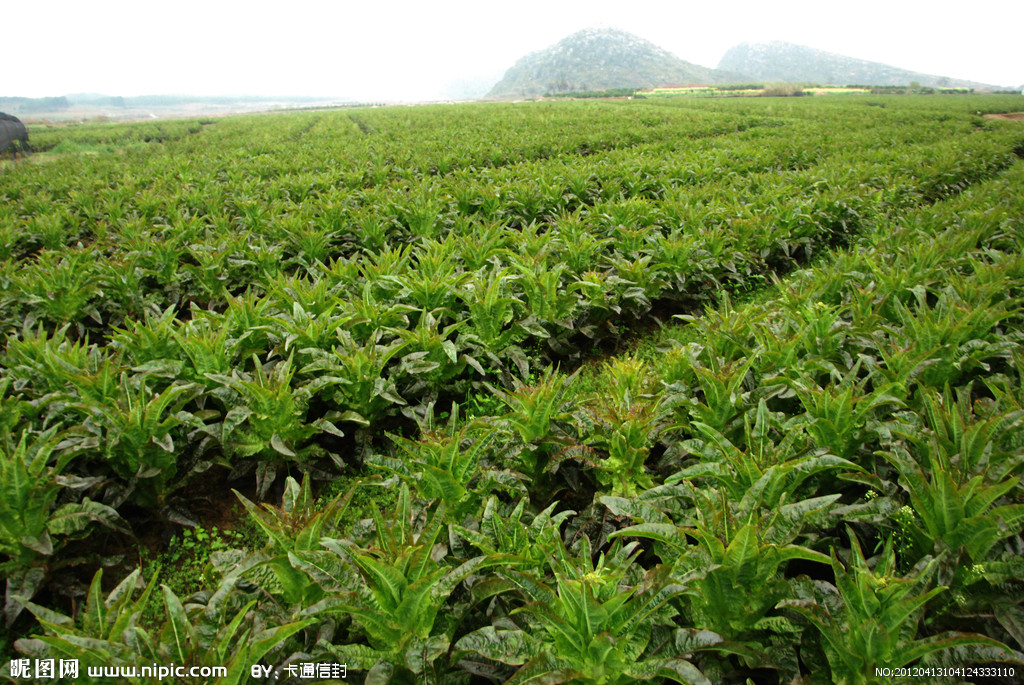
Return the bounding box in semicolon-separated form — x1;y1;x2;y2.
984;111;1024;121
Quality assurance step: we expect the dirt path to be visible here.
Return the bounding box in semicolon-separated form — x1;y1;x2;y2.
984;112;1024;121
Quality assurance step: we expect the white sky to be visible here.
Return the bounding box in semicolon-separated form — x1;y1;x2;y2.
7;0;1023;101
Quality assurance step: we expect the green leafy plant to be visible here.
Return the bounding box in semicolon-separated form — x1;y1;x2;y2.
779;534;1011;684
3;324;105;399
14;251;102;332
301;330;408;430
512;259;578;336
607;479;834;642
173;317;240;391
210;355;342;495
322;486;507;683
384;242;467;314
488;367;579;490
269;301;350;365
581;358;673;497
107;305;183;374
886;286;1018;389
369;409;518;521
457;538;717;685
18;567;313;685
339;281;419;342
676;352;755;441
389;310;472;397
63;375;204;509
791;363;905;462
234;474;354;607
605;253;661;313
0;430;127;625
451;496;574;571
673;399;862;507
903;383;1024;484
182;237;256;304
458;265;523;356
235;474;348;556
553;214;610;272
880;443;1024;564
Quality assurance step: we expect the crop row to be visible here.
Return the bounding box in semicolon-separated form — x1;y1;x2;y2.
1;99;1020;518
1;115;1017;346
0;128;1017;515
5;96;1015;256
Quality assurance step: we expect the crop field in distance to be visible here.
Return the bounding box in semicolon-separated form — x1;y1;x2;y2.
641;85;873;97
2;94;1024;684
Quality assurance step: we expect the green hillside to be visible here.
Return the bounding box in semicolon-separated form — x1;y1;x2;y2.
719;41;1005;89
488;28;737;99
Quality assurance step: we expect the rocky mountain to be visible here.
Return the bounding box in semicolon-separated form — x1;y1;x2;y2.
487;28;737;99
719;41;1003;90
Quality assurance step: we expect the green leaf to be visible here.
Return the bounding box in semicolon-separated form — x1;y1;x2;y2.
646;658;713;685
777;544;831;566
270;433;296;457
600;495;671;524
441;339;459;363
351;552;409;611
232;618;317;683
896;631;1012;667
161;584;194;664
109;570;159;643
267;557;317;605
455;626;538;666
394;571;446;633
723;523;759;585
5;566;46;626
47;499;128;538
312;418;345;438
82;570;107;637
151;432;174;452
233;490;292;552
994;604;1024;648
337;409;371;426
365;661;396;685
19;531;53;556
507;654;578;685
609;522;687;552
403;634;449;674
327;642;390;670
343;605;404;647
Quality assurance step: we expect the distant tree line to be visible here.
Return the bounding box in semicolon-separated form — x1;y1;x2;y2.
716;83;766;91
848;84;974;95
0;97;71;113
544;87;641;99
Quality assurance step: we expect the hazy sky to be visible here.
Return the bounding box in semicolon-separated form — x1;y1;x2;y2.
7;0;1022;101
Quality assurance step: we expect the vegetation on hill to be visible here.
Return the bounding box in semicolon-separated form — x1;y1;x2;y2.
719;41;1005;90
487;28;738;99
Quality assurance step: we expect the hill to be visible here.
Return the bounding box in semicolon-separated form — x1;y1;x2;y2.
487;28;737;99
718;41;1004;89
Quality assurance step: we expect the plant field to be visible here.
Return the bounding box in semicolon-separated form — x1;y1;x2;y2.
2;95;1024;683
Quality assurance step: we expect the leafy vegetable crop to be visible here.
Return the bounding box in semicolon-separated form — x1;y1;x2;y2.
3;94;1024;682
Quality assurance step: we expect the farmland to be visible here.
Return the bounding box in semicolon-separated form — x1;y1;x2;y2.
2;95;1024;683
640;85;875;98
